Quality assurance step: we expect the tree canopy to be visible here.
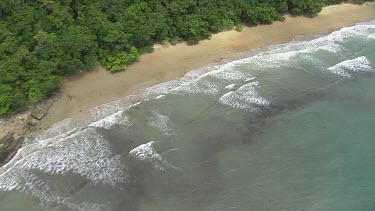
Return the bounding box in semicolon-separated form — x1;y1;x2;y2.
0;0;368;115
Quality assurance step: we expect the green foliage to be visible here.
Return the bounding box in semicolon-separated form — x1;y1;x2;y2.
176;15;211;43
243;6;283;26
0;85;13;115
0;0;368;114
235;24;244;32
102;47;140;72
352;0;365;4
288;0;326;16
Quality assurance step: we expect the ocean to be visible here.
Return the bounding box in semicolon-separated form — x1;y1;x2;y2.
1;20;375;211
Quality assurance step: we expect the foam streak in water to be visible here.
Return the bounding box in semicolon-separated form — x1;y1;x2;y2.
148;111;173;136
328;56;373;77
0;128;128;190
88;111;132;130
129;141;175;171
219;82;269;111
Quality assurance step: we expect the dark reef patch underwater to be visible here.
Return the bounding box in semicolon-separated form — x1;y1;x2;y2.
1;20;375;211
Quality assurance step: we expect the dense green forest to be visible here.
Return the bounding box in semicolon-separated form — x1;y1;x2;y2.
0;0;368;115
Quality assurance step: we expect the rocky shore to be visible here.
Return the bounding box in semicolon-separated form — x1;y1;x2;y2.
0;96;57;166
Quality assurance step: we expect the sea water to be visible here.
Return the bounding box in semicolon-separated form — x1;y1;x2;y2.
0;20;375;211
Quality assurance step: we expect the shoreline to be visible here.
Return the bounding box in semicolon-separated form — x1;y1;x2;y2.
42;2;375;129
1;2;375;164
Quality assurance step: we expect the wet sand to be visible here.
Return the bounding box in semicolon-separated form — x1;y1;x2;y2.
40;3;375;129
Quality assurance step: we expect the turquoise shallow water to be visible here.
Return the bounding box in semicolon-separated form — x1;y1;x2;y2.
0;20;375;211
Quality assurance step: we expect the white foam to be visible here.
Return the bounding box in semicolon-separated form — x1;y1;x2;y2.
225;84;236;90
144;65;221;96
328;56;373;77
0;127;128;210
1;171;107;210
148;111;173;136
328;23;375;43
209;67;249;80
172;80;221;96
245;77;257;82
129;141;156;161
88;111;132;130
256;51;302;66
0;128;128;190
129;102;142;108
368;33;375;39
219;82;269;111
327;66;351;77
236;22;375;69
155;94;166;99
301;54;330;70
318;43;344;53
129;141;174;171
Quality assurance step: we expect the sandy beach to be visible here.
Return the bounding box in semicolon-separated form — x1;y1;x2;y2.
10;2;375;131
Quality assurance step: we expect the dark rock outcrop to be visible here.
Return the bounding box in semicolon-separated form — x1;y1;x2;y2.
0;133;24;166
0;92;58;167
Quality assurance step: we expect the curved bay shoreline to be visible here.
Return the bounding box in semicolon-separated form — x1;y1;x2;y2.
1;3;375;166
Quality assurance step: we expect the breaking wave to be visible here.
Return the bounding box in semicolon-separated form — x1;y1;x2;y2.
327;56;373;77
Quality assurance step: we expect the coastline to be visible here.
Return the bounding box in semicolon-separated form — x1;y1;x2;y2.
42;2;375;129
0;2;375;164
